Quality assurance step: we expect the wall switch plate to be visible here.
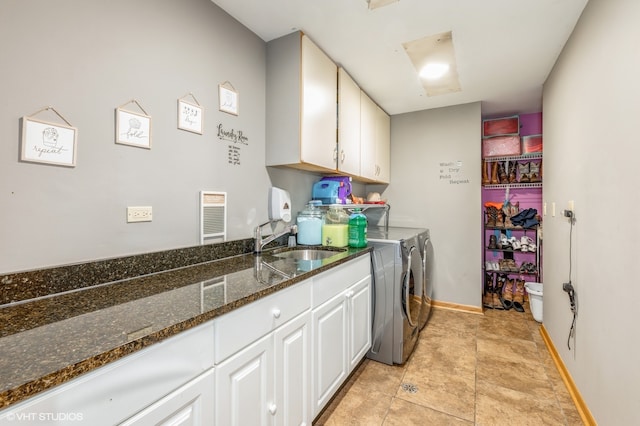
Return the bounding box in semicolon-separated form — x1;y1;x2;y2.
127;206;152;223
543;202;547;216
552;202;556;217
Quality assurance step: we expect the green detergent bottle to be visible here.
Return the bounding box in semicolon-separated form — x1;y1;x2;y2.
348;208;368;248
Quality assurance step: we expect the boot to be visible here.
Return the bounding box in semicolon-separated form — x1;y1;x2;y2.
501;277;514;310
492;274;505;309
513;279;525;312
529;161;541;182
488;234;497;249
482;159;490;185
483;272;494;309
490;162;499;184
498;162;509;184
486;206;497;227
518;162;530;183
496;209;505;228
508;161;517;183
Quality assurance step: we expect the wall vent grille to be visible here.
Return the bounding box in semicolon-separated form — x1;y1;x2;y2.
200;191;226;244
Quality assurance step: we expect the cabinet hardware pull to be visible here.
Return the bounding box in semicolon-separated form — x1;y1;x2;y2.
272;309;281;319
268;404;277;415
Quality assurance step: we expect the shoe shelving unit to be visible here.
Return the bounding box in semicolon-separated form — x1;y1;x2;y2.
481;113;543;312
483;226;541;277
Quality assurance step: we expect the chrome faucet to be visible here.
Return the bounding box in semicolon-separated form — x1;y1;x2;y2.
254;220;297;253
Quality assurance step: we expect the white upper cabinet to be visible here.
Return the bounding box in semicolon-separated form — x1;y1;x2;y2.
375;103;391;183
360;92;390;183
337;68;361;176
266;31;338;173
266;31;390;183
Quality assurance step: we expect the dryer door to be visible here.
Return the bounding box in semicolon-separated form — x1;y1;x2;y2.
401;245;423;328
419;238;434;330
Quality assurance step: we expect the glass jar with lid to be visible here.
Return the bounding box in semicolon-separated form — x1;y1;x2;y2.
296;200;323;245
322;206;349;247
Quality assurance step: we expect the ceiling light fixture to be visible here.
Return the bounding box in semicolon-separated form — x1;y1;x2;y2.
420;63;450;80
403;31;461;96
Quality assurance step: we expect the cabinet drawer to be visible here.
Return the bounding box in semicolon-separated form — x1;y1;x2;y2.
214;279;311;363
312;255;371;307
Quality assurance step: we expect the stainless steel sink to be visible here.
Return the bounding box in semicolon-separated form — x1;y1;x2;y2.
272;248;346;261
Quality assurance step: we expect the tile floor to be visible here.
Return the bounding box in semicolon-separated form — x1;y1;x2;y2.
314;306;584;425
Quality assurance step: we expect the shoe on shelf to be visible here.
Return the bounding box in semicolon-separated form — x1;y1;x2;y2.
518;162;530;183
529;161;541;182
484;272;495;309
508;161;517;183
498;161;509;184
498;234;510;250
513;279;526;312
490;162;500;185
492;273;505;309
501;277;514;310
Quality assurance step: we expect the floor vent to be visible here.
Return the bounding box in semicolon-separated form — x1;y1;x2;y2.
200;191;226;244
401;383;419;394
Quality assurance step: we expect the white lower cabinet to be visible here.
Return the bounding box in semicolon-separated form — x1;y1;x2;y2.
214;280;313;426
274;311;312;426
311;256;372;417
120;368;214;425
215;333;274;426
215;311;312;426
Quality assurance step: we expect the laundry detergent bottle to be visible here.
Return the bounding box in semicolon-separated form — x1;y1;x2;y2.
348;208;368;248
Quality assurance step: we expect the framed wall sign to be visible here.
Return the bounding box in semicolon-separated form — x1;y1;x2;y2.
20;107;77;167
116;99;152;149
178;93;203;134
218;82;238;116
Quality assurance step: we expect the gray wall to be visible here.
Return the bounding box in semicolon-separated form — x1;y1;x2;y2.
371;102;482;307
0;0;278;273
543;0;640;423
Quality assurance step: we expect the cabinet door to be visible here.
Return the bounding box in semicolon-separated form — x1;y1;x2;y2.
360;91;377;181
301;35;338;171
374;104;391;183
274;311;312;426
338;67;361;176
348;276;372;371
215;334;274;426
312;294;348;416
120;369;214;426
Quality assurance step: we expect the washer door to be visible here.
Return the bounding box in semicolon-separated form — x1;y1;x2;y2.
402;245;424;328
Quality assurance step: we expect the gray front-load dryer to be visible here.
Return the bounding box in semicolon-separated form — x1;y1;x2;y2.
366;227;424;365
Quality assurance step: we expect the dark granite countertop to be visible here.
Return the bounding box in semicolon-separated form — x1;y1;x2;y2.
0;243;371;409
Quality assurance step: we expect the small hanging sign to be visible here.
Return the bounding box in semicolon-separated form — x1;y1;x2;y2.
177;92;203;135
218;81;238;116
20;106;78;167
115;99;152;149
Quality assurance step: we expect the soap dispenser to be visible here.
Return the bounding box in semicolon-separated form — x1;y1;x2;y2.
269;187;292;222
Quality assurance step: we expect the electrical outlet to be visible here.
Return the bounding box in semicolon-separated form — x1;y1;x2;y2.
127;206;152;223
568;200;575;211
543;202;547;216
552;202;556;217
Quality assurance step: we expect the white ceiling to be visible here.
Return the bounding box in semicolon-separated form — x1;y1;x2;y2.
211;0;588;116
